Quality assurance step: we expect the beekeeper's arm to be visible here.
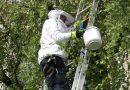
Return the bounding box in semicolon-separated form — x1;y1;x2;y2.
47;19;84;41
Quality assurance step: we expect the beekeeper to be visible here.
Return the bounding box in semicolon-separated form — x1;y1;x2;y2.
38;9;84;90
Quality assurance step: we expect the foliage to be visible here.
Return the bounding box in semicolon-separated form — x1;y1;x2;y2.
0;0;130;89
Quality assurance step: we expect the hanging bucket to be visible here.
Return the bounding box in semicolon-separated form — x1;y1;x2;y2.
83;26;102;50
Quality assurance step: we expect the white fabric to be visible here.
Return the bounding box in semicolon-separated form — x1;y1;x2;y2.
38;10;74;64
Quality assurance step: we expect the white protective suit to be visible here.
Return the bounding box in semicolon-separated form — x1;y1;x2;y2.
38;10;74;64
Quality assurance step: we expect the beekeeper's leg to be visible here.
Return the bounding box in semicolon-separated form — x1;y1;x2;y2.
53;56;67;90
40;55;68;90
40;57;56;90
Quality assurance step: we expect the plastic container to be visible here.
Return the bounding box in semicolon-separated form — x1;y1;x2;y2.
83;26;102;50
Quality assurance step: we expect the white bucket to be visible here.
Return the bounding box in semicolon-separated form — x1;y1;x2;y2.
83;26;102;50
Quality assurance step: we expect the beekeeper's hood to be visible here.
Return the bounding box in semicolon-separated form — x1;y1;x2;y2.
48;9;74;25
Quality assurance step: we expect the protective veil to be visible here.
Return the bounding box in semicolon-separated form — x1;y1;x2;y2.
38;10;74;64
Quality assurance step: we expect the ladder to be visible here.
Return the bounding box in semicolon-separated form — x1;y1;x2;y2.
71;48;89;90
71;0;99;90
